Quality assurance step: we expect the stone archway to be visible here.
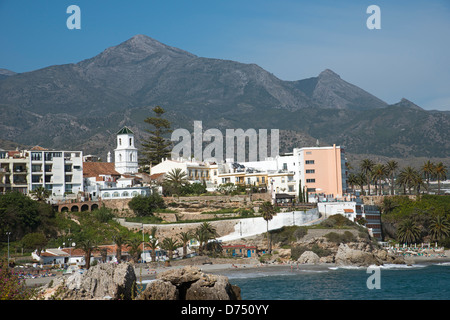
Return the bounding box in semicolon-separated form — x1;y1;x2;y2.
70;205;79;212
81;204;89;212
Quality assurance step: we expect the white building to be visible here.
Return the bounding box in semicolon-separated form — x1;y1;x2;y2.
29;149;84;198
114;127;138;175
0;147;83;199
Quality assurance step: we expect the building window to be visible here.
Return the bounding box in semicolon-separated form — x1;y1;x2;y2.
103;192;110;198
306;151;312;155
129;138;132;146
132;191;139;197
130;153;133;162
306;169;315;174
305;160;315;164
122;191;129;197
119;138;122;146
306;179;316;183
113;192;120;198
307;188;316;193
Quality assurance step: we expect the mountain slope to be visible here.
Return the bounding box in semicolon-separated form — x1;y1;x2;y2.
0;34;448;159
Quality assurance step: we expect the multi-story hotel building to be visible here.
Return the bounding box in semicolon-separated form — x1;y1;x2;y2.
0;147;84;198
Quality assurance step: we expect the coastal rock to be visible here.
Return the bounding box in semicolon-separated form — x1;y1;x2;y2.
40;263;137;300
335;243;381;267
297;251;320;264
137;266;241;300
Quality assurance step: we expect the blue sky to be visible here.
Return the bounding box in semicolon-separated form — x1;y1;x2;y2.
1;0;450;110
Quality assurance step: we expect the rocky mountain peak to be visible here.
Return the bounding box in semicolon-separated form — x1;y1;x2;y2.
318;69;341;79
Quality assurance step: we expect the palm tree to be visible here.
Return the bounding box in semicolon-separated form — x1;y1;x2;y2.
385;160;398;195
164;168;189;195
355;172;366;196
179;231;192;259
126;237;143;263
397;166;419;195
413;175;426;195
396;219;421;245
434;162;448;195
347;173;358;194
112;233;128;263
429;215;450;242
76;236;98;270
259;201;276;253
371;164;386;196
147;226;158;262
29;186;51;202
421;160;435;194
147;237;159;263
360;159;375;195
194;222;218;255
161;237;181;261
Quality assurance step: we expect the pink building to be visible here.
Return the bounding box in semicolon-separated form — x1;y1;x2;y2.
299;144;347;199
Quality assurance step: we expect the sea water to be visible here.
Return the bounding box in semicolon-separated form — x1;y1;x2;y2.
226;263;450;300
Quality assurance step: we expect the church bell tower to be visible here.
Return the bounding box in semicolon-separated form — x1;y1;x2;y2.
114;126;138;174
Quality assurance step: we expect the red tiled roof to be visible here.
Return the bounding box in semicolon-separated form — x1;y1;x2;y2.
344;209;354;213
83;162;120;178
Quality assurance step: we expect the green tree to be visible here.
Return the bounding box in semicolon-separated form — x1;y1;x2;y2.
140;106;172;170
163;168;189;195
112;232;128;263
371;164;386;196
298;180;304;203
21;232;48;255
147;227;158;262
396;219;421;245
194;222;218;256
179;231;192;259
29;186;51;202
161;237;180;261
75;233;98;270
128;193;166;216
347;173;358;194
259;201;276;253
397;166;419;195
434;162;448;195
126;237;143;263
421;160;435;194
360;159;375;195
385;160;399;196
429;215;450;242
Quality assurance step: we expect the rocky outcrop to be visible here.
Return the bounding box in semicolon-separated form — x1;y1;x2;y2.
297;251;320;264
39;263;137;300
335;243;381;267
137;266;241;300
334;243;405;267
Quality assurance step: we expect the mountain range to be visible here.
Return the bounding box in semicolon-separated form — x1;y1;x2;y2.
0;34;449;160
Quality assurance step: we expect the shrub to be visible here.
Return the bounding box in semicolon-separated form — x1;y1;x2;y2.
128;193;166;217
0;260;36;300
324;231;356;244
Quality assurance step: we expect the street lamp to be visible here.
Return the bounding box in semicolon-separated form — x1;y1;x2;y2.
6;232;11;264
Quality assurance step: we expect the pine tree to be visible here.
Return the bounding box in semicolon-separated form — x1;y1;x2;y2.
140;106;172;171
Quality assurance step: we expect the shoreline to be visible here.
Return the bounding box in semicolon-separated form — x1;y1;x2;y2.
23;252;450;288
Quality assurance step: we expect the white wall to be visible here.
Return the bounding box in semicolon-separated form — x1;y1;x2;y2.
217;209;320;242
